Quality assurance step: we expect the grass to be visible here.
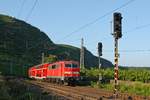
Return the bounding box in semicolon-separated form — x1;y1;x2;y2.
91;81;150;96
0;76;65;100
119;82;150;96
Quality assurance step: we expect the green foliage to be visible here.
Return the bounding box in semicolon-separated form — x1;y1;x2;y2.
44;55;58;63
0;14;53;76
83;68;150;96
79;68;86;76
90;81;99;88
82;68;114;82
119;69;150;83
84;68;150;83
0;81;11;100
94;82;150;96
49;44;80;61
119;82;150;96
85;68;100;77
102;68;113;79
0;14;13;23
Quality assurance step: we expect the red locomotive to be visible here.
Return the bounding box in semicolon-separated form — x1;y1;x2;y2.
28;60;80;85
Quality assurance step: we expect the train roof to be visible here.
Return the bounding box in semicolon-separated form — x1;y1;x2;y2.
50;60;79;64
29;60;79;68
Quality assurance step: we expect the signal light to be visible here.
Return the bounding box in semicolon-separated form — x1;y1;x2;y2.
98;42;102;56
113;12;122;39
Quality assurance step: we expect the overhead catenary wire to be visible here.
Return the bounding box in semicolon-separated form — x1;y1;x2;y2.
17;0;26;18
60;20;150;57
57;0;136;42
69;21;150;53
25;0;38;21
124;23;150;34
89;49;150;54
104;49;150;53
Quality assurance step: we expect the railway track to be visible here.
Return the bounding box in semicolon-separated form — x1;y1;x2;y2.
26;80;117;100
26;80;150;100
27;80;101;100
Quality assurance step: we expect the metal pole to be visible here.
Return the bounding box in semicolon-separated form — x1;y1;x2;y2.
83;44;84;69
114;38;119;98
98;55;102;82
98;55;101;69
80;38;84;70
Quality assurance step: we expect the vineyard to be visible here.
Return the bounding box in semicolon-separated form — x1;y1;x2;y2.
81;67;150;96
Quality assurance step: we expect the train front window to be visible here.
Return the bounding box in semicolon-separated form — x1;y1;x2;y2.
65;64;78;68
72;64;78;68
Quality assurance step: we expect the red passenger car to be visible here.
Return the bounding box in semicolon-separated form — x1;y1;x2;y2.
28;60;80;85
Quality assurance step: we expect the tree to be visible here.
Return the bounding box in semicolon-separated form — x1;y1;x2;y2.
44;55;57;63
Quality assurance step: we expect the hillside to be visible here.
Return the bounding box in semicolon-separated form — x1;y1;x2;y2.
52;44;113;68
0;14;113;76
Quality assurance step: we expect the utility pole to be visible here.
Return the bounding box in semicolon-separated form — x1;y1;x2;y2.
98;42;103;82
42;52;44;63
80;38;84;70
112;12;122;99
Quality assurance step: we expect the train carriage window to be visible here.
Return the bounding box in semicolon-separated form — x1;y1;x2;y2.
65;64;71;68
72;64;78;68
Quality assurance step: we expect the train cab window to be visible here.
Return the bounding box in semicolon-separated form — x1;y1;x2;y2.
52;65;56;69
65;64;78;68
48;64;59;70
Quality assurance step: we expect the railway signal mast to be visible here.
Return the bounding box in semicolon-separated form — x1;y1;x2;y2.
112;12;122;98
98;42;102;82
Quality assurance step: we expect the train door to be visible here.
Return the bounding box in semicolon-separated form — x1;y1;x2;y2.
60;62;64;80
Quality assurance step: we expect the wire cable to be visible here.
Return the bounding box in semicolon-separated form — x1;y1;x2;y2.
124;23;150;34
25;0;38;21
17;0;26;18
103;49;150;53
57;0;136;42
65;21;150;49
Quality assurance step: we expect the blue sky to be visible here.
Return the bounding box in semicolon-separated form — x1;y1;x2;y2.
0;0;150;67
